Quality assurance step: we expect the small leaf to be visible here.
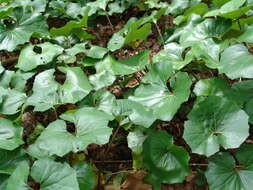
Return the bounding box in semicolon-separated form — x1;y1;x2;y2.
114;99;156;128
66;42;108;59
153;43;193;70
127;128;147;169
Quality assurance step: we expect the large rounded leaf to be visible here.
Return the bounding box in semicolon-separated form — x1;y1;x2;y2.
26;68;92;111
0;118;24;150
16;42;63;72
206;144;253;190
129;62;192;121
143;131;190;184
31;158;79;190
0;8;48;51
218;44;253;79
183;96;249;156
29;107;113;158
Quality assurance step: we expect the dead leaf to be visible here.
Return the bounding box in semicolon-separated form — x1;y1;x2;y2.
121;171;152;190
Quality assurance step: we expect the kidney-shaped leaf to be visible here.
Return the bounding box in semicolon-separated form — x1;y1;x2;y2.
26;68;92;112
205;144;253;190
183;96;249;156
16;42;63;72
143;130;190;184
129;62;192;121
31;158;79;190
29;107;113;158
0;8;48;51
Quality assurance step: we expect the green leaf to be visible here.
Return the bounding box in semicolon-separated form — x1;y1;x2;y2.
0;148;28;175
58;67;93;103
153;43;193;70
29;108;113;158
31;158;80;190
60;107;113;143
89;51;149;89
129;62;192;121
245;99;253;124
193;77;240;104
0;174;9;190
73;162;97;190
0;7;48;51
16;42;63;71
107;17;152;51
127;128;147;169
89;70;116;90
26;68;92;112
50;7;89;37
218;44;253;79
0;118;24;150
0;87;26;114
113;99;156;128
6;161;30;190
238;25;253;43
183;96;249;156
143;130;190;184
89;90;116;115
180;18;232;46
205;0;252;19
184;3;208;18
114;50;150;75
206;144;253;190
65;42;108;59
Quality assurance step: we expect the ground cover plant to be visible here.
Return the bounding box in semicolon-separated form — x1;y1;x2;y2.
1;0;253;189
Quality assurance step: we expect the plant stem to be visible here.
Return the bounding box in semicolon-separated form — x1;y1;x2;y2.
154;21;164;45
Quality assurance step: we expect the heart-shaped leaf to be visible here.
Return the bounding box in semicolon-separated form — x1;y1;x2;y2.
143;130;190;184
0;7;48;51
129;62;192;121
183;96;249;156
29;107;113;158
16;42;63;71
31;158;80;190
205;144;253;190
26;67;92;111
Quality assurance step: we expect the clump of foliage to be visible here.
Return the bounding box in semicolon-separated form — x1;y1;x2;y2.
1;0;253;189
